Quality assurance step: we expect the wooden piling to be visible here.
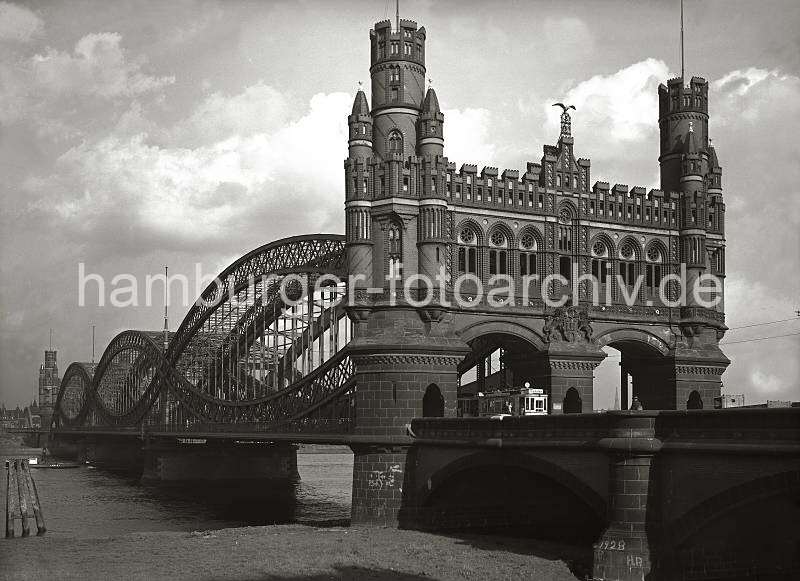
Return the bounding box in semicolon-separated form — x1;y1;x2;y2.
22;462;46;535
4;460;12;538
6;460;20;538
15;460;31;537
4;458;46;538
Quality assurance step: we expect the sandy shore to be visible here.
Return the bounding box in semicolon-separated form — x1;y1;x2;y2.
0;432;588;580
0;524;588;580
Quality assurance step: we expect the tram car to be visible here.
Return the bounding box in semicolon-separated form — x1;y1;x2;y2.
458;386;549;417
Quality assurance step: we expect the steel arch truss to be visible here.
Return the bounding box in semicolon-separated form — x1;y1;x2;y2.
52;234;356;434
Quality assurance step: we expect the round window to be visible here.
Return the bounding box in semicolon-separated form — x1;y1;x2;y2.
459;228;475;244
620;243;635;260
490;231;506;247
520;233;535;250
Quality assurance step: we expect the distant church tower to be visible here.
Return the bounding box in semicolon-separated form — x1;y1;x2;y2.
38;348;60;428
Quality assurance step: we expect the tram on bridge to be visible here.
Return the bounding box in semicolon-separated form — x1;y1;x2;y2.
459;385;549;418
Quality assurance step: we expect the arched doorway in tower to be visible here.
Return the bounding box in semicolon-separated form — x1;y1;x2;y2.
593;332;671;410
687;390;703;409
563;388;582;414
422;384;444;417
456;331;542;417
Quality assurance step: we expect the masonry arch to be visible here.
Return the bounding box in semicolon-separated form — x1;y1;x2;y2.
660;470;800;578
455;322;545;416
594;327;673;410
416;450;605;542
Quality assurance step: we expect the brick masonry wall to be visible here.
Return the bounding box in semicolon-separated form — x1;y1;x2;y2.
351;445;410;525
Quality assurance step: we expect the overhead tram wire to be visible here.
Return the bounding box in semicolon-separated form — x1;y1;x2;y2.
720;332;800;346
726;317;799;331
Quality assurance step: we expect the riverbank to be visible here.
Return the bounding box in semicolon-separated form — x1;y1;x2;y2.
1;524;587;580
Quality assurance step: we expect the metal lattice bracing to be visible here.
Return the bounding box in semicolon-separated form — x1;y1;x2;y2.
52;234;355;434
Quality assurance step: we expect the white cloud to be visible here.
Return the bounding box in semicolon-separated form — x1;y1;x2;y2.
748;369;784;395
31;32;174;98
173;82;291;145
443;108;496;165
0;2;43;43
539;58;671;188
26;88;351;254
547;58;671;144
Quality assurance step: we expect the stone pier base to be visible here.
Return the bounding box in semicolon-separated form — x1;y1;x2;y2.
141;439;299;487
350;444;410;526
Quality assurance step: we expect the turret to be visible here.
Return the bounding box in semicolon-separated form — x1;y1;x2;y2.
348;89;373;160
417;87;444;157
369;19;427;160
678;121;707;308
658;76;709;193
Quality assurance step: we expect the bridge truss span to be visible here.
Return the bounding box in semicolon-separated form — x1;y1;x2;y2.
52;234;356;434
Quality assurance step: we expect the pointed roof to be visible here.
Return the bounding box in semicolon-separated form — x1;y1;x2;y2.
422;87;440;114
706;140;720;168
351;90;369;116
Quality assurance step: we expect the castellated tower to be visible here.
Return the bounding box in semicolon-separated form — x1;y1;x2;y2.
658;76;725;314
345;16;729;529
369;20;427;160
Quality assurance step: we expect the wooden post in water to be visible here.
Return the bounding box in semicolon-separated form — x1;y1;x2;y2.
4;460;12;538
22;462;46;535
15;459;31;537
7;460;20;538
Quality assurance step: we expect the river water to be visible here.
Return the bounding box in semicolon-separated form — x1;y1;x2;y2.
3;451;354;538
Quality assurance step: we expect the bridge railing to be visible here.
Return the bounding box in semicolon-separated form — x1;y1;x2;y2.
411;408;800;451
410;413;614;446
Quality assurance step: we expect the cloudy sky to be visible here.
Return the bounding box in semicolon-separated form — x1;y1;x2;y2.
0;0;798;409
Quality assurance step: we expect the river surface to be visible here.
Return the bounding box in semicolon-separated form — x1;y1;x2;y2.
3;451;354;538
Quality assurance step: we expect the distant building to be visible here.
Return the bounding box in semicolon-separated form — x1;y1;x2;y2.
38;349;60;428
714;394;745;408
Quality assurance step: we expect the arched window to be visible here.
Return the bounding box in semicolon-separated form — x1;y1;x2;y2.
457;226;478;275
387;222;402;279
619;241;637;287
389;66;400;83
591;240;611;282
422;384;444;417
488;230;508;275
558;209;573;282
558;209;573;251
387;131;403;155
645;244;664;294
519;232;537;276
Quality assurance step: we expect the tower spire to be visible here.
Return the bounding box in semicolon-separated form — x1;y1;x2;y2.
49;328;52;350
396;0;400;33
680;0;685;80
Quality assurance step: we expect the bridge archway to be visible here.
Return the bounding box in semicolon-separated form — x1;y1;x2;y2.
594;327;672;410
455;324;544;417
661;470;800;578
416;451;605;542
